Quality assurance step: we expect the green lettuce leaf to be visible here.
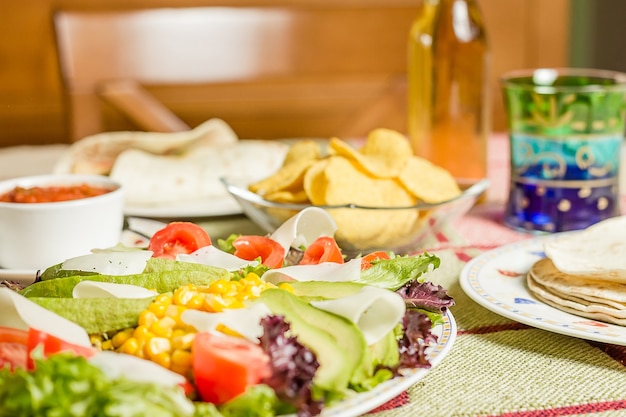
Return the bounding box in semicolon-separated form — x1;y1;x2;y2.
357;253;440;291
0;353;202;417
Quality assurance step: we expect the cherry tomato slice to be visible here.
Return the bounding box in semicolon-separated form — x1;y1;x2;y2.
299;236;344;265
0;327;28;371
192;332;270;404
148;222;212;259
360;251;391;270
27;328;96;369
232;235;285;269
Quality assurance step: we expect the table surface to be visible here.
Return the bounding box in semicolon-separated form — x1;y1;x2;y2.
1;135;625;417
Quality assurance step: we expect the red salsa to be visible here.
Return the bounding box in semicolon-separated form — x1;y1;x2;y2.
0;184;113;203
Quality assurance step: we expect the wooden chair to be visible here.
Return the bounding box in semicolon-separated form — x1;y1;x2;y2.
53;6;416;142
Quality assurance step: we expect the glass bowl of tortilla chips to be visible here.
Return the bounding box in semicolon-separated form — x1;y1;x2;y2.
222;129;489;257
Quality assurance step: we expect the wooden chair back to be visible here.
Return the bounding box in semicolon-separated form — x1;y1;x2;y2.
53;6;416;141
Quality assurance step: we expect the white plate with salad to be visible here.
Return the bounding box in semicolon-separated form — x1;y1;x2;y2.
1;207;457;416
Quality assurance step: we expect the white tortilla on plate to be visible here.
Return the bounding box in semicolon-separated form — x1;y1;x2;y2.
54;118;289;209
54;118;240;176
543;215;626;283
109;140;288;206
527;258;626;326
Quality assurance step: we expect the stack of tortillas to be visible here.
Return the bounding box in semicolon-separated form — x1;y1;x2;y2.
527;215;626;326
54;119;289;206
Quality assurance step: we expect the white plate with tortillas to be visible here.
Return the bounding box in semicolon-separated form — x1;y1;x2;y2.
460;215;626;345
54;119;289;218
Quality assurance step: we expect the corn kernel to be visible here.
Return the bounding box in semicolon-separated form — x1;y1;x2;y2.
111;328;134;348
216;324;243;338
209;279;228;294
186;293;205;310
101;340;114;351
89;334;104;346
132;325;152;340
278;282;294;293
138;310;159;327
243;272;262;284
151;316;176;337
204;293;228;312
155;293;173;306
120;338;140;355
146;337;172;358
149;302;169;318
152;352;172;369
173;285;195;306
171;332;196;350
171;349;192;367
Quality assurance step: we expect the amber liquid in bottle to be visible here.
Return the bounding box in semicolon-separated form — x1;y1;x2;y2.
407;0;490;184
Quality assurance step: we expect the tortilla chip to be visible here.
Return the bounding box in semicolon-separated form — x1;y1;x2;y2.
328;128;412;178
328;208;419;252
282;140;322;166
398;156;462;203
312;156;416;207
248;159;316;196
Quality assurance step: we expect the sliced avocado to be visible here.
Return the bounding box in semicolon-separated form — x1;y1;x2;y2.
288;281;365;300
39;256;224;281
256;288;371;391
38;262;98;281
29;296;155;334
143;257;227;274
19;269;229;298
370;328;399;369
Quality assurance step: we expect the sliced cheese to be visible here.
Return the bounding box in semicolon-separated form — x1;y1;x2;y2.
90;351;188;386
72;281;158;299
0;288;91;348
261;258;361;284
61;250;153;276
181;303;272;341
270;207;337;255
177;245;258;271
310;286;405;345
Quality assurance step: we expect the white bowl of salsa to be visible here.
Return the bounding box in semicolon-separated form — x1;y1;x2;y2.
0;174;124;270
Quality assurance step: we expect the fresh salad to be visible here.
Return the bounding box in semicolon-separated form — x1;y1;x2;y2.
0;207;454;417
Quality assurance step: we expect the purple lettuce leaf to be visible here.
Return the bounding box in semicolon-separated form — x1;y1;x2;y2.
258;315;324;417
396;280;455;313
396;310;438;370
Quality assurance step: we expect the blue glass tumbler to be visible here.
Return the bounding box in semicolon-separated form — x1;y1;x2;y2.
501;68;626;233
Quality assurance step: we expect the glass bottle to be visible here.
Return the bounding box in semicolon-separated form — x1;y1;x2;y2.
407;0;490;183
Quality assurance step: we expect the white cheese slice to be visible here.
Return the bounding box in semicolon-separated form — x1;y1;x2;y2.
261;257;361;284
177;245;258;271
270;207;337;254
61;250;153;276
72;281;158;299
90;351;187;386
0;288;91;348
181;303;272;341
544;215;626;282
89;352;194;416
310;286;406;345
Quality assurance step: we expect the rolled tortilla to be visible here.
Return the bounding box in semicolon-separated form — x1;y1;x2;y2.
54;118;239;175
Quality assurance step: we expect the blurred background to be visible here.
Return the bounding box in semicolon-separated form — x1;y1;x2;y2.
0;0;620;147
